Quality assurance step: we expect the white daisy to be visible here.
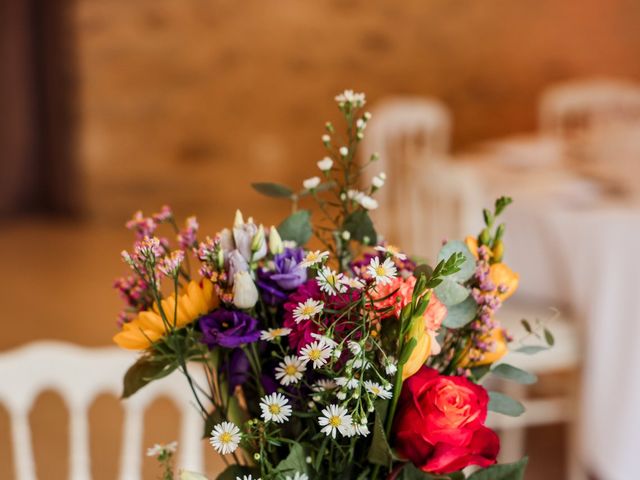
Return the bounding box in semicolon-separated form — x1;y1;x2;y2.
318;404;353;438
293;299;324;323
335;376;359;389
236;476;260;480
300;250;329;268
146;441;177;457
364;380;393;400
310;333;338;348
367;257;398;285
312;379;337;392
303;176;321;190
260;328;292;341
275;355;306;386
335;90;366;107
372;174;385;189
316;266;347;295
347;358;370;370
347;341;362;355
299;340;332;369
285;473;309;480
317;157;334;171
385;357;398;376
340;276;366;290
353;421;370;437
209;421;241;455
259;392;292;424
374;245;407;261
336;391;347;400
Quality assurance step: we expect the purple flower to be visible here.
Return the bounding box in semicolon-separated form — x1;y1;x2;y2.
257;247;307;305
222;348;251;394
199;309;260;348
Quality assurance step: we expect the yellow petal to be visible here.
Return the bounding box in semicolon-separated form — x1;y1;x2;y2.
489;263;519;300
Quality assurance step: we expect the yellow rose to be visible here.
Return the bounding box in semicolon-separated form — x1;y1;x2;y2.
460;327;508;368
489;263;519;300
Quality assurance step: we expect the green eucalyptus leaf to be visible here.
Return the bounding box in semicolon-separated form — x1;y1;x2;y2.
544;328;555;346
278;210;313;246
488;391;525;417
434;277;470;306
122;356;177;399
491;364;538;385
343;210;377;245
437;241;475;282
515;345;548;355
252;182;293;198
467;457;528;480
443;296;477;328
520;319;532;334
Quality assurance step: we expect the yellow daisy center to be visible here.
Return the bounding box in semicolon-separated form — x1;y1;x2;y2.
271;328;285;336
301;305;316;316
371;387;380;395
329;415;342;427
375;266;386;276
285;365;298;375
308;349;321;361
220;432;232;444
269;404;281;414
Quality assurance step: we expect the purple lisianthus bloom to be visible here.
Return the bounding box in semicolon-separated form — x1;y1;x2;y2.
257;247;307;305
199;309;260;348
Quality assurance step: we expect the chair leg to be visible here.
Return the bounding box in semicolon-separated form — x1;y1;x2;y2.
566;371;587;480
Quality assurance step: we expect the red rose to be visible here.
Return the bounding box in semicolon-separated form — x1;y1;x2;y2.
392;366;499;474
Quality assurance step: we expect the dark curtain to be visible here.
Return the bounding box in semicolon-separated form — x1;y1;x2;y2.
0;0;79;217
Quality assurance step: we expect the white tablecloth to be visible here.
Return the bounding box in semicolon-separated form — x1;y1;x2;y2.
459;151;640;480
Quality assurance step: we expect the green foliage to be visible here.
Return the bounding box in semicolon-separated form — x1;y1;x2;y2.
252;182;294;198
278;210;313;246
434;278;470;306
442;296;477;328
491;364;537;385
494;196;514;217
488;391;525;417
122;355;178;398
397;463;464;479
515;345;548;354
273;443;309;478
217;465;259;480
467;457;528;480
437;241;475;282
367;402;393;468
342;210;378;245
544;328;555;346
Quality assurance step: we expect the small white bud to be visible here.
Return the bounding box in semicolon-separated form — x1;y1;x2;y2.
372;175;385;189
303;176;321;190
339;146;349;156
317;156;334;171
364;111;372;120
268;226;284;255
322;134;331;143
233;209;244;227
233;271;259;309
341;230;351;241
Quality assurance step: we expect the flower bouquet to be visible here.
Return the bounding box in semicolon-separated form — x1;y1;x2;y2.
113;91;551;480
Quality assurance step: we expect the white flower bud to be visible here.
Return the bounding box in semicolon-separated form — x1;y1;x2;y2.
251;224;267;261
322;134;331;143
339;146;349;156
317;156;334;171
372;175;385;189
233;271;259;309
358;195;378;210
303;176;321;190
233;209;244;228
341;230;351;241
268;226;284;255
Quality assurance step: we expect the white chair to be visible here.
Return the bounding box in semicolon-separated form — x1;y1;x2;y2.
360;96;452;251
0;341;207;480
539;77;640;138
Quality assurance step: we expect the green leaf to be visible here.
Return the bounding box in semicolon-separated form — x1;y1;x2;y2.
217;465;258;480
202;409;224;439
122;355;177;399
398;463;464;479
342;210;377;245
467;457;528;480
488;391;525;417
443;296;477;328
278;210;313;246
434;277;470;306
274;443;309;477
437;241;475;282
520;319;532;334
491;363;538;385
515;345;548;355
251;182;293;198
544;328;555;346
494;196;514;217
399;337;418;366
413;264;434;279
367;402;393;468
